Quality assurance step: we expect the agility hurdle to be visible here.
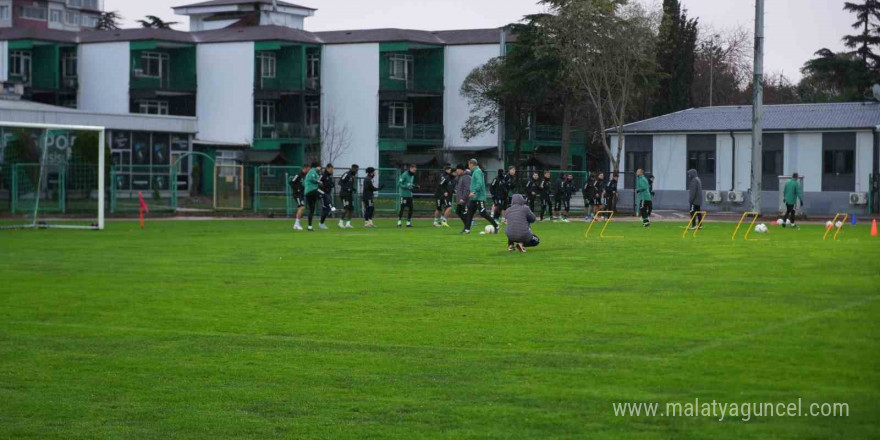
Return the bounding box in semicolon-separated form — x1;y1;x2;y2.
585;211;624;239
731;211;761;241
682;211;708;238
823;213;849;241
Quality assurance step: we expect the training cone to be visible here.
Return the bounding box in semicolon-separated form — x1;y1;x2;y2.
852;215;857;226
872;219;878;237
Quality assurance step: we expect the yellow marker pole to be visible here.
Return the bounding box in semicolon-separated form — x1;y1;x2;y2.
732;211;760;241
682;211;708;238
585;211;624;239
823;213;848;241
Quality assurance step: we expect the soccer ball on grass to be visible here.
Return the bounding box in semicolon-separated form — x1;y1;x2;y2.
754;223;768;234
776;219;784;226
825;221;834;229
835;221;843;229
483;225;497;235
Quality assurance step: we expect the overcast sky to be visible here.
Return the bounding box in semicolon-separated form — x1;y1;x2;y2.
108;0;854;80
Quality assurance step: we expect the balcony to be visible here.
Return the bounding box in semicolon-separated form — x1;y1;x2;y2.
379;124;444;141
255;122;320;141
505;125;587;143
61;77;78;90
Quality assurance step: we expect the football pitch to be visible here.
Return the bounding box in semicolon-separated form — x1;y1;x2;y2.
1;219;878;439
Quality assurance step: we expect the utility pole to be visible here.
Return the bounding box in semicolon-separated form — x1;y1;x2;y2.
709;34;719;107
498;29;507;162
750;0;764;214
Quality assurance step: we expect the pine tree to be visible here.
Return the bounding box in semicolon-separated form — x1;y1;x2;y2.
843;1;880;67
653;0;699;115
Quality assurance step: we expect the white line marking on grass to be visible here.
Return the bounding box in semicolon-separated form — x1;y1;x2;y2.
5;320;662;362
675;295;880;357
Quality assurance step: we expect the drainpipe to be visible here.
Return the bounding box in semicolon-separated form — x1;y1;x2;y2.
730;131;736;191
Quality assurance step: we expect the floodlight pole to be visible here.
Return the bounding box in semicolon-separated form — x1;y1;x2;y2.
749;0;765;214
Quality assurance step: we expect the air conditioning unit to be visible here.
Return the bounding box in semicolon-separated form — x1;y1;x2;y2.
133;69;144;78
728;191;745;203
705;191;722;203
850;192;868;205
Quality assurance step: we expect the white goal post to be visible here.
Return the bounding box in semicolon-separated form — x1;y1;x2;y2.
0;121;105;230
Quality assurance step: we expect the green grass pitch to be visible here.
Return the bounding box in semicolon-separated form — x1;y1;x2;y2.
1;219;878;439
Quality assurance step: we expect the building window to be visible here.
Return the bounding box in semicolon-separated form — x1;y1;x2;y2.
65;10;80;25
306;101;320;127
256;101;276;127
688;151;715;176
258;52;276;79
388;103;409;128
0;5;10;20
10;51;32;82
50;9;61;23
140;52;169;79
389;54;413;81
68;0;83;7
18;6;48;21
823;150;854;175
62;52;77;78
136;100;169;115
81;14;97;27
307;54;319;79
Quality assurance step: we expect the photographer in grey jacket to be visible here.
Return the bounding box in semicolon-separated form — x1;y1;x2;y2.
505;194;540;252
687;169;704;229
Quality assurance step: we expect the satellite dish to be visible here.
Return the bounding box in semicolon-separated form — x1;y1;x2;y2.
872;84;880;101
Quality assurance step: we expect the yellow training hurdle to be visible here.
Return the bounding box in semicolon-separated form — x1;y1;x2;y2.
823;213;848;241
585;211;624;239
731;211;761;241
682;211;708;238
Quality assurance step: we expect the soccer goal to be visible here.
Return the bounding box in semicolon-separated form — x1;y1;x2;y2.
1;122;106;230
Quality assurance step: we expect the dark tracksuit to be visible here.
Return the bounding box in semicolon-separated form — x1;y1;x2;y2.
289;171;306;208
604;178;618;212
455;170;471;228
538;177;553;220
490;175;509;220
435;171;454;212
339;170;357;219
555;179;573;213
583;178;597;214
319;171;335;223
526;177;539;213
687;169;703;226
636;174;652;225
303;168;321;226
362;177;379;221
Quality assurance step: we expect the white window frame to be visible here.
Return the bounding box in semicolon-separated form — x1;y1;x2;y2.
306;54;319;79
64;10;79;25
62;52;77;78
81;14;97;27
10;50;32;82
137;100;169;116
256;101;276;127
306;101;320;126
140;52;169;79
49;9;61;23
68;0;83;7
258;52;276;79
19;6;48;21
389;54;413;81
388;103;409;128
0;5;11;20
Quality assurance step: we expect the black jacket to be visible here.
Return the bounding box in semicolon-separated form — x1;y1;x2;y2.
339;170;357;195
539;177;552;198
436;171;455;199
583;178;597;200
320;171;334;194
526;178;539;200
363;177;379;200
289;171;306;198
605;179;618;198
490;175;505;199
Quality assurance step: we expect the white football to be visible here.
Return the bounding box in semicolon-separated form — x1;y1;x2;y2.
825;221;834;229
484;225;496;235
785;219;792;225
835;221;843;229
755;224;767;234
776;219;784;226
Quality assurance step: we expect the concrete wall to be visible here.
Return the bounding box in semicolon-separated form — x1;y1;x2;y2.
785;132;822;192
651;134;687;191
0;0;14;28
856;131;873;193
321;43;379;169
78;42;129;114
0;40;6;82
443;44;500;150
196;42;254;144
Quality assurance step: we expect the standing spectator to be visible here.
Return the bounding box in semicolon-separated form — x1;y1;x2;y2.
687;169;703;230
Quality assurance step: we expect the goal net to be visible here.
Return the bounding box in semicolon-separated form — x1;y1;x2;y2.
1;122;106;230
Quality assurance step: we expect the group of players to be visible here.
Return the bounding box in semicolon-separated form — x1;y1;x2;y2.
287;159;640;232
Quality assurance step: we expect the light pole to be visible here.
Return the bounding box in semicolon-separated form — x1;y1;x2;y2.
709;34;720;107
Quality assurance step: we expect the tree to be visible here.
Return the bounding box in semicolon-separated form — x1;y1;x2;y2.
652;0;699;115
320;112;352;166
843;0;880;67
138;15;179;30
460;48;554;171
691;27;752;107
546;0;658;172
96;11;122;31
799;49;875;102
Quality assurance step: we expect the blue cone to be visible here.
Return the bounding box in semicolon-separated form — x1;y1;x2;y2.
852;214;857;225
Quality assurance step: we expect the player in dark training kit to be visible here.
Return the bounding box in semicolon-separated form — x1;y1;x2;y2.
289;163;310;230
337;164;358;229
433;164;455;227
582;173;598;222
362;167;379;228
526;171;540;213
317;164;336;229
538;170;553;221
490;169;507;224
